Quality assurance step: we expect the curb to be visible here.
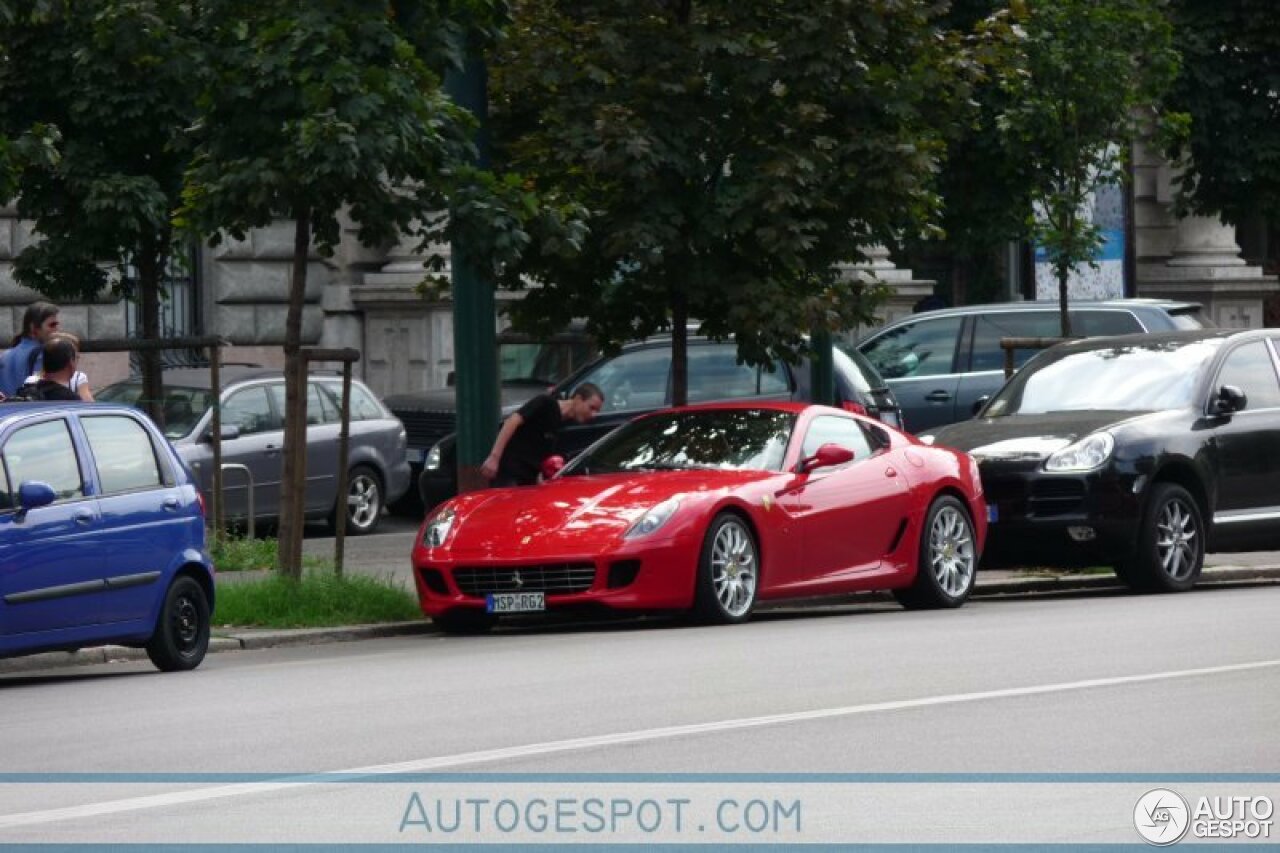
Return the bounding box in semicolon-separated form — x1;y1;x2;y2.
4;567;1278;675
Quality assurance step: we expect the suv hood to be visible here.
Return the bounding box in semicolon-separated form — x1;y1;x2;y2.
928;411;1156;459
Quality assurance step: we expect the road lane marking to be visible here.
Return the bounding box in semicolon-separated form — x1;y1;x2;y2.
3;657;1279;830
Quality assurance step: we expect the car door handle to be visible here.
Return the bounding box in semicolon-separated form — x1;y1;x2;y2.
73;510;94;525
925;390;953;402
162;496;180;511
885;467;898;478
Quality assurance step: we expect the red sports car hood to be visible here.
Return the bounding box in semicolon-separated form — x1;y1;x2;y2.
441;470;774;557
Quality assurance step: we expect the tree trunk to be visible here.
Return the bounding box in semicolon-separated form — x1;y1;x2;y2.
277;210;311;581
1057;211;1074;338
136;235;166;428
670;288;689;407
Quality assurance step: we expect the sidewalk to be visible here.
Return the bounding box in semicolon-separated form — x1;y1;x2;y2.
4;562;1278;675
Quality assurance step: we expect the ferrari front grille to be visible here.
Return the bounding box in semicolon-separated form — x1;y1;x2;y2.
453;564;596;597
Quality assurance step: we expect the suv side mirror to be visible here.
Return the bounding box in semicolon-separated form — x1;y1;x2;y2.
971;395;991;416
1212;384;1247;416
796;443;854;474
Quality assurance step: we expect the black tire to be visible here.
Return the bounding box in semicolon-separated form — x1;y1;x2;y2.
894;495;977;610
331;465;383;536
691;512;759;625
146;575;211;672
1118;482;1203;592
433;610;496;635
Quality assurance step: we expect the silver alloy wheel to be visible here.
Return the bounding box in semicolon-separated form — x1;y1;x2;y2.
710;518;757;618
347;471;382;531
929;505;975;598
1155;497;1198;581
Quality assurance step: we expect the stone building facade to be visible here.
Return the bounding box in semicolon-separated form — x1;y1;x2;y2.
1;141;1274;400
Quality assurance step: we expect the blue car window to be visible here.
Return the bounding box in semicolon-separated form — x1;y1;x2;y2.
81;416;164;494
0;451;10;511
3;419;84;502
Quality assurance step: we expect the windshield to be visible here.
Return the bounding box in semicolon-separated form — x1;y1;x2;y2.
563;409;795;475
499;340;595;384
96;383;213;439
984;338;1224;417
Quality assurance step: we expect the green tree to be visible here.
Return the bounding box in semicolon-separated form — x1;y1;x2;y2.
997;0;1181;336
490;0;966;404
0;0;199;413
180;0;577;576
903;0;1035;307
1164;0;1280;226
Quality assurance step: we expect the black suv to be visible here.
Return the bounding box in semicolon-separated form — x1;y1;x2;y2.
415;334;903;510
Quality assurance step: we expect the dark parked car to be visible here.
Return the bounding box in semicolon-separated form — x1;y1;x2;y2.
417;334;903;510
854;299;1209;432
923;329;1280;591
98;368;410;535
0;403;215;671
385;324;599;512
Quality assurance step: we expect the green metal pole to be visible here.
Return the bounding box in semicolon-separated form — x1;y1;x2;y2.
810;327;835;407
447;55;499;494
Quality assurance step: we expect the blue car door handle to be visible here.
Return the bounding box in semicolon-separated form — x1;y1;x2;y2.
162;496;180;511
73;510;94;525
925;390;952;402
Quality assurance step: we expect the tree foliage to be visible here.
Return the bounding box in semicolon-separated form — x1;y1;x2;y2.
1164;0;1280;225
179;0;579;575
490;0;969;403
0;0;199;412
996;0;1181;336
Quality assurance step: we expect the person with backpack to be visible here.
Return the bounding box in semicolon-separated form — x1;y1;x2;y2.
8;335;79;402
23;332;93;401
0;301;61;399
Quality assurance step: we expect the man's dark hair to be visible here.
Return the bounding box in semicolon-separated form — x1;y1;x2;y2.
42;336;77;374
12;301;59;346
572;382;604;402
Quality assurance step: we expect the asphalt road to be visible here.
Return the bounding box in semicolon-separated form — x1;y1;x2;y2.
2;582;1278;844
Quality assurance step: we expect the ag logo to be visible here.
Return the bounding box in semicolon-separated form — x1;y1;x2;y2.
1134;788;1190;845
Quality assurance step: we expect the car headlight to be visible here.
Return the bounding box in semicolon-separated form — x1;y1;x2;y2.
625;497;682;539
424;506;457;547
1044;433;1114;472
425;443;443;471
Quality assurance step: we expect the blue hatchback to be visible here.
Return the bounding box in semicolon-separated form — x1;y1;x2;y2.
0;403;215;671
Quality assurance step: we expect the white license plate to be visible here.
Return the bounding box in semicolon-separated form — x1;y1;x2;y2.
486;592;546;613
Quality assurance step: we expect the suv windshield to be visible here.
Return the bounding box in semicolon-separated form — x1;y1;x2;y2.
562;408;795;475
984;338;1225;417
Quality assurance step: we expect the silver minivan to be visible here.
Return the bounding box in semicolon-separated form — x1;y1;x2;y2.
853;299;1209;432
99;367;410;534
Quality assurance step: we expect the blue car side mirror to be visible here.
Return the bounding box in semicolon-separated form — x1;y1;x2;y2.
18;481;57;511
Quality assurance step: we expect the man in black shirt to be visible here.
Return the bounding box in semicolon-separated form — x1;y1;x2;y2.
480;383;604;486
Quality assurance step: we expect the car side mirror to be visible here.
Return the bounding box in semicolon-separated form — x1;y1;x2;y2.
971;395;991;416
1212;384;1247;416
203;424;241;443
18;481;57;511
796;442;854;474
541;455;566;480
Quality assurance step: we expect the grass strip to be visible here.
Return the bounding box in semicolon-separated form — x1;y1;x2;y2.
215;571;422;628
